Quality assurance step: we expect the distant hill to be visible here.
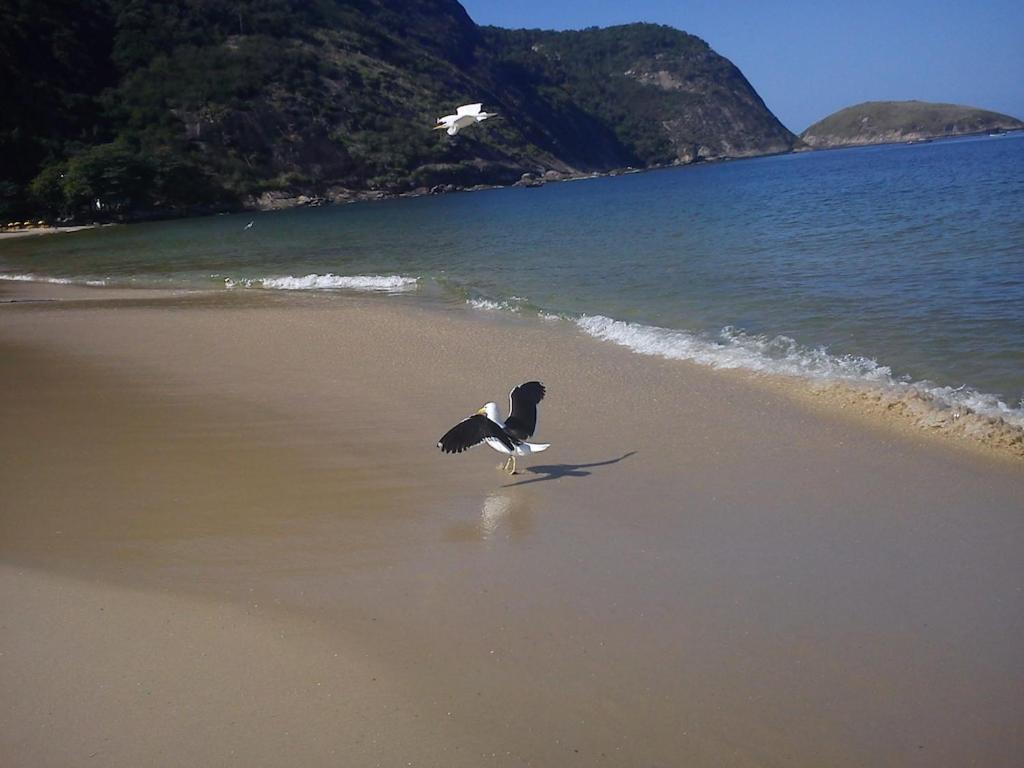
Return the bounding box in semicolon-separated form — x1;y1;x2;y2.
801;101;1023;149
0;0;796;222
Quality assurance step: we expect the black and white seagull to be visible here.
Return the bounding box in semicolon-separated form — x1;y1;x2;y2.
437;381;549;474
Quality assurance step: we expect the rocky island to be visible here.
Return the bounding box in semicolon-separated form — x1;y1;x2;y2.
800;100;1023;149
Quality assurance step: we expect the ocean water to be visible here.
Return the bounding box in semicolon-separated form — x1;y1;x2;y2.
3;133;1023;428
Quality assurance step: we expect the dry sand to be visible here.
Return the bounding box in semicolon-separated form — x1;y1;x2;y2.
1;282;1022;767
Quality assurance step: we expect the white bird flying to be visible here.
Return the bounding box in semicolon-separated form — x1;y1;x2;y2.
437;381;548;474
433;103;497;136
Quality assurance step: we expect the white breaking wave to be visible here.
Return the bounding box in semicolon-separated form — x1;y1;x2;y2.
467;298;504;311
467;295;531;312
576;314;1024;429
467;297;521;312
0;273;108;287
468;298;563;323
225;274;417;293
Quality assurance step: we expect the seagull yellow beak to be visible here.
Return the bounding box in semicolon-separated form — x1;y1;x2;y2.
476;407;487;416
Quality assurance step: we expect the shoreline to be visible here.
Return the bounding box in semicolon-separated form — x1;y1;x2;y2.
0;145;800;225
6;278;1019;464
0;223;106;239
6;132;1020;226
794;125;1024;151
2;282;1023;766
570;313;1024;464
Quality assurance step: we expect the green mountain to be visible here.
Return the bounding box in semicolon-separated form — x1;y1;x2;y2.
801;101;1023;149
0;0;796;221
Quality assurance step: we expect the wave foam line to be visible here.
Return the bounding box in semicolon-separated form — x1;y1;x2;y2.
0;273;108;287
576;314;1024;455
577;314;895;379
225;274;417;293
467;296;528;312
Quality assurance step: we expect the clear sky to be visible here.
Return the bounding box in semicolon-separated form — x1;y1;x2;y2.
459;0;1024;133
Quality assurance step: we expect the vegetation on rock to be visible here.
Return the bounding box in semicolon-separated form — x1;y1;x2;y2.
800;101;1023;149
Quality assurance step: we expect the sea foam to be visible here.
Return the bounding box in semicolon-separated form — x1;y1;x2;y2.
0;273;108;287
225;273;417;293
575;314;1024;438
467;296;528;312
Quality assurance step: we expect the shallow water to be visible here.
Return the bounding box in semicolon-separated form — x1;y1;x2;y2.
3;133;1023;422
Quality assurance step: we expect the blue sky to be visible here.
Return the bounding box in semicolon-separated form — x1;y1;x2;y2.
460;0;1024;133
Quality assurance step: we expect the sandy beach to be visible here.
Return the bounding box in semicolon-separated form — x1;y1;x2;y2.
0;225;102;240
2;281;1022;767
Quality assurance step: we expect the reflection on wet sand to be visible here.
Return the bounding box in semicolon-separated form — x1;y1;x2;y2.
444;491;535;542
445;454;636;543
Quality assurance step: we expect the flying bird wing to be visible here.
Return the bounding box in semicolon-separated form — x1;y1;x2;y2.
456;103;483;116
504;381;546;441
437;414;517;454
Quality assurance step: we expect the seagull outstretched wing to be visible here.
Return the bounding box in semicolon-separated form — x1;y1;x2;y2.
438;414;517;454
456;103;483;117
504;381;545;441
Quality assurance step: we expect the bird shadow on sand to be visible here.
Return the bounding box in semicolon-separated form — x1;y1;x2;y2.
502;451;637;487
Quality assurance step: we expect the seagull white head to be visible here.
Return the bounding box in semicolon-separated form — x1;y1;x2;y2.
438;382;548;475
433;103;497;136
477;402;501;422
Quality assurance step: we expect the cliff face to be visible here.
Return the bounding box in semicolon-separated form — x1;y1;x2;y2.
1;0;797;220
801;101;1024;148
490;25;796;165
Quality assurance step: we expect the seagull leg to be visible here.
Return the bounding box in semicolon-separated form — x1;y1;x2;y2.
507;455;517;475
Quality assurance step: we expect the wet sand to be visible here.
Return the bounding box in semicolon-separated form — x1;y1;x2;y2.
2;282;1022;767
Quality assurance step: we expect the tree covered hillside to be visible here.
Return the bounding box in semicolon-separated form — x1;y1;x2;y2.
0;0;796;221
